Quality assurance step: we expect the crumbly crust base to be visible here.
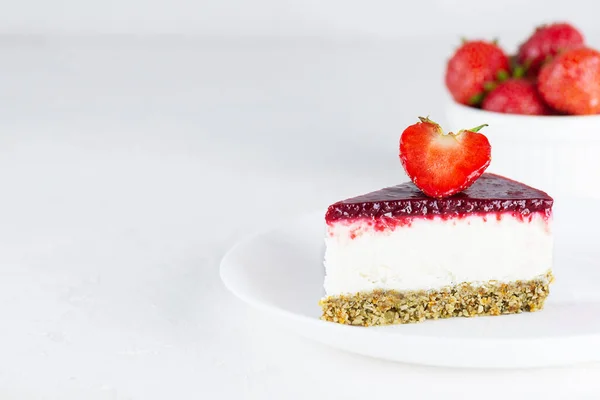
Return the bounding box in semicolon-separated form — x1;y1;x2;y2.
319;272;554;326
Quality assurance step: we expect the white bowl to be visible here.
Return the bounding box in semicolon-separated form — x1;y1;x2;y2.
444;99;600;199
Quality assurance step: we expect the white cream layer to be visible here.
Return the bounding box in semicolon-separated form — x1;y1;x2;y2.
324;213;552;296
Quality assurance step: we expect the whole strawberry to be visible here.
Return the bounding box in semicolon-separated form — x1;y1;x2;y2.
399;117;491;198
482;79;551;115
518;22;584;75
446;40;510;105
538;47;600;115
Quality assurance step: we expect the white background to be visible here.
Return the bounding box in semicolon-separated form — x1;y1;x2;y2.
1;1;599;399
0;0;599;37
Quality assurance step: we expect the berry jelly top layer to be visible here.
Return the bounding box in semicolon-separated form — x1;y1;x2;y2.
325;173;553;224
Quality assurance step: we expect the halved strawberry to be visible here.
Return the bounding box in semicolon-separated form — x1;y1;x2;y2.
399;117;491;198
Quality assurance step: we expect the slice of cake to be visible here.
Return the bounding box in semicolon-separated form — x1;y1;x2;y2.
320;118;554;326
320;174;554;326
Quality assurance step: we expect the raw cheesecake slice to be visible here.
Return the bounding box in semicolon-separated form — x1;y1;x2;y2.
320;173;554;326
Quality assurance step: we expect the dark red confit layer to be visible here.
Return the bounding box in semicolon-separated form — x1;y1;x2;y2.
329;211;551;239
325;173;553;224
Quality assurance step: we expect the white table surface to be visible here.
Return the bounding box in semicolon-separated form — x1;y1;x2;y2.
0;35;599;399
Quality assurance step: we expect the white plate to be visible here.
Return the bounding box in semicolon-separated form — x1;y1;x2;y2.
220;201;600;368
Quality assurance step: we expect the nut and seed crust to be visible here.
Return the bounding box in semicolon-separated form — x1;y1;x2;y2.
319;272;554;326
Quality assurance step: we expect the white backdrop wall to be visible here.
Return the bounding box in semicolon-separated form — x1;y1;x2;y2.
0;0;598;38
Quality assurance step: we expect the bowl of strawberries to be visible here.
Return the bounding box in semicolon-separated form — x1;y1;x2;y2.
444;22;600;199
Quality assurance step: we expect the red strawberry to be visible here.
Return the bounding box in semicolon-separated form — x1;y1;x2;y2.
445;40;510;105
482;79;551;115
517;22;584;75
399;117;491;198
538;47;600;115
